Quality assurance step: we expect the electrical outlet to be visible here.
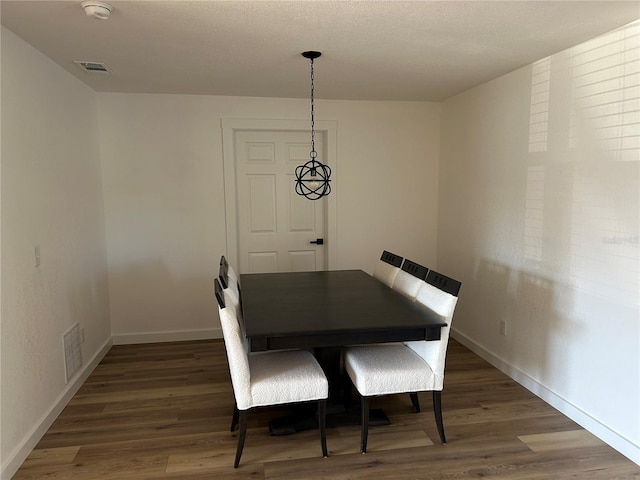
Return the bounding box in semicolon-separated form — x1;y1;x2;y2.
34;246;41;267
499;320;507;336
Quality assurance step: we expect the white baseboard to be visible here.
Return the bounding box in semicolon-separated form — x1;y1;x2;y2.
451;329;640;466
112;328;221;345
1;337;113;480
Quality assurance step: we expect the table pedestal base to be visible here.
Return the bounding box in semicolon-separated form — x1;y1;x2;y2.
268;407;389;436
268;346;392;436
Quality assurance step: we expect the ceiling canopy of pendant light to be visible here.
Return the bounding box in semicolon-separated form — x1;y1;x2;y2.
81;1;113;20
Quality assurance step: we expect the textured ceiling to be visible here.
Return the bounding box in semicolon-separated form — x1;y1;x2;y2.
1;1;639;101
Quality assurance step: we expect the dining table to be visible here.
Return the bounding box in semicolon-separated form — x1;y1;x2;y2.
239;269;447;434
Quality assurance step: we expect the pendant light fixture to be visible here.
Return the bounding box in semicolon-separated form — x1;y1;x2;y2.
295;51;332;200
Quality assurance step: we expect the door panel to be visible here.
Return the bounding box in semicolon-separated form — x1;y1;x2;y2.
289;185;315;232
289;251;316;272
248;251;278;273
247;175;276;233
236;130;326;273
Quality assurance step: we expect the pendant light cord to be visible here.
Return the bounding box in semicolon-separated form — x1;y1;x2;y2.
310;57;317;162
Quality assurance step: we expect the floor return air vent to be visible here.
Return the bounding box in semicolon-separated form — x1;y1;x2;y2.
63;323;82;383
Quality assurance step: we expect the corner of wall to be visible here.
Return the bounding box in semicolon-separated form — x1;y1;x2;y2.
111;328;221;345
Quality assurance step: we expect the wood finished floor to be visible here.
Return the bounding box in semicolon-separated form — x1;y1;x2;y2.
13;339;640;479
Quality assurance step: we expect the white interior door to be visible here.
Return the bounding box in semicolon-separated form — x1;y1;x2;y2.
235;130;326;273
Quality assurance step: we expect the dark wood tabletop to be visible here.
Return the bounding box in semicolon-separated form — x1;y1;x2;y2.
240;269;447;352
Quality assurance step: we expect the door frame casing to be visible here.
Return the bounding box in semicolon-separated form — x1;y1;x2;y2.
221;118;337;273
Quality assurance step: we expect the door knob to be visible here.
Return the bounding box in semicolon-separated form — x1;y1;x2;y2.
310;238;324;245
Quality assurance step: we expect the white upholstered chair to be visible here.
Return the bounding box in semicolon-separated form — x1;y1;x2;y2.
392;259;429;300
372;250;403;288
344;270;461;453
214;279;329;467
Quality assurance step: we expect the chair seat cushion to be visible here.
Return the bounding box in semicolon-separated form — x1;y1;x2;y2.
248;350;328;408
345;344;437;396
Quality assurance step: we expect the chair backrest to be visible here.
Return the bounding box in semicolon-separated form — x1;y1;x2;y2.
214;278;252;410
220;255;239;283
372;250;403;287
426;270;461;297
405;270;461;388
214;276;226;308
219;260;229;288
229;265;239;283
392;259;429;300
220;255;239;281
380;250;403;267
219;262;242;310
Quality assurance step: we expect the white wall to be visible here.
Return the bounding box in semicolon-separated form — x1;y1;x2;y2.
439;22;639;463
1;27;111;478
97;94;440;342
1;12;636;477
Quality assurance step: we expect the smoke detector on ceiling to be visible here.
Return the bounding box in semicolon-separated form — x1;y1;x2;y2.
81;1;113;20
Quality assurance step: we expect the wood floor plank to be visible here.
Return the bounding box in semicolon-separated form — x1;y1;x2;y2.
12;339;640;479
15;446;81;469
519;429;606;452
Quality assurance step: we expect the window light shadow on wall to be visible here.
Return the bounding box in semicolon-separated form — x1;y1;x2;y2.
524;20;639;307
528;57;551;154
525;57;550;264
569;21;639;160
524;165;545;263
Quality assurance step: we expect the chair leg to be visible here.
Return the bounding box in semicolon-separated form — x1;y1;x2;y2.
433;391;447;444
409;392;421;412
234;410;248;468
361;396;371;454
230;403;239;432
318;399;328;458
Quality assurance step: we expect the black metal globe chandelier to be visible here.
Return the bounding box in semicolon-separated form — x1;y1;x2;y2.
295;51;332;200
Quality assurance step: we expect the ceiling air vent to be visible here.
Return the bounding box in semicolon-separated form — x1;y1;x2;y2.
74;61;111;74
